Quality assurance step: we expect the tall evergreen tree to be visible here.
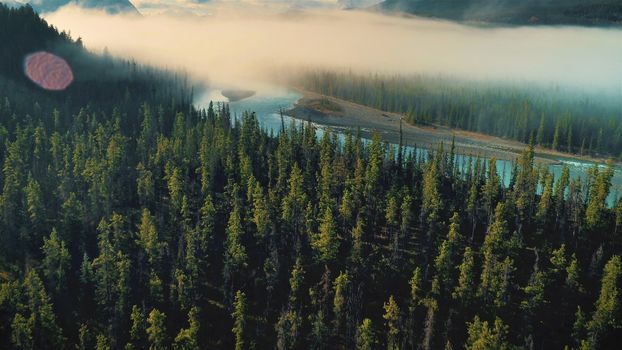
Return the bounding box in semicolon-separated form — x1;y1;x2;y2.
586;255;621;347
383;295;401;350
174;307;200;350
41;228;71;294
147;309;168;350
356;318;376;350
232;290;248;350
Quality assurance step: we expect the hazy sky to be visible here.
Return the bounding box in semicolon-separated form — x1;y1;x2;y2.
43;5;622;94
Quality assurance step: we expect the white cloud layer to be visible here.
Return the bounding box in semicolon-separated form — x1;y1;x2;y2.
130;0;381;15
43;5;622;94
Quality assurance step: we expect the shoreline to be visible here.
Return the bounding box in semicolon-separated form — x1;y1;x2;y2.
285;89;620;167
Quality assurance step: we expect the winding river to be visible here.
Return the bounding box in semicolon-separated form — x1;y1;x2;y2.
198;88;622;206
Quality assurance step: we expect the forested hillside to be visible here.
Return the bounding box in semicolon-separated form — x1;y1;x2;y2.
0;4;189;116
296;70;622;160
1;4;621;350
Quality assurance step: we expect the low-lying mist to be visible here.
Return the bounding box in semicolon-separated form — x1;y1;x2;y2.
44;5;622;96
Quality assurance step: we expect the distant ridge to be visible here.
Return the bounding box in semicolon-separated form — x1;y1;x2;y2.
0;0;140;14
377;0;622;26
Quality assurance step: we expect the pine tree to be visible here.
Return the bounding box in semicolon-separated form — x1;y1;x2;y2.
385;193;400;266
339;187;355;225
281;164;308;237
552;120;561;151
587;255;621;347
333;271;349;331
356;318;376;350
77;324;93;350
41;228;71;294
615;198;622;237
96;334;111;350
536;172;553;223
432;213;461;295
585;163;614;230
482;158;500;220
513;145;537;222
251;182;270;240
407;267;422;348
17;270;64;349
409;267;423;310
138;103;156;162
522;267;546;313
309;309;329;350
364;133;383;201
174;307;200;350
93;219;120;317
147;309;168;350
421;298;438;350
288;257;305;305
572;306;587;346
166;165;184;212
421;161;442;225
432;240;453;295
198;194;216;257
383;295;401;350
350;217;365;264
465;316;510;350
232;290;247;350
128;305;147;349
521;265;547;341
400;194;414;242
136;162;154;206
566;253;582;292
224;203;247;301
536;113;545;146
275;309;301;350
479;204;515;309
24;176;44;236
137;208;163;268
11;313;33;350
453;247;476;306
312;206;339;265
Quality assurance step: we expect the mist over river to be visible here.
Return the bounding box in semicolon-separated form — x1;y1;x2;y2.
45;7;622;94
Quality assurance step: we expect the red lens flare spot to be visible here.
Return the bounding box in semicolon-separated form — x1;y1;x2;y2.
24;51;74;91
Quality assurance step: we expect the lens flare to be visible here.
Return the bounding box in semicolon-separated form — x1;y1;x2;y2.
24;51;74;91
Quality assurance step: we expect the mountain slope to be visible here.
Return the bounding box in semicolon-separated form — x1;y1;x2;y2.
378;0;622;25
76;0;139;14
0;3;184;115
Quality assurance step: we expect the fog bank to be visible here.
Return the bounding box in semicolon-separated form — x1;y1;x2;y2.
44;6;622;94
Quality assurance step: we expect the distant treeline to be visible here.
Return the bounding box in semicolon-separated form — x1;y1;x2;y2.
379;0;622;26
296;70;622;159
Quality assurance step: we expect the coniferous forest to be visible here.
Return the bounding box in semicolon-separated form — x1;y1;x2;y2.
295;70;622;159
1;4;622;350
